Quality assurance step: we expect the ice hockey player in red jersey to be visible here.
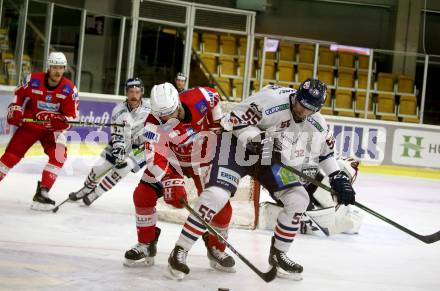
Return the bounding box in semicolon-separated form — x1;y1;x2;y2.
0;52;78;210
123;83;236;273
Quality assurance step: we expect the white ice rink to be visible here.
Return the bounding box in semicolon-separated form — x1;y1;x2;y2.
0;156;439;291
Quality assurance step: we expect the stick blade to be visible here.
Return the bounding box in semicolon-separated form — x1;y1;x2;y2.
261;265;278;283
419;230;440;244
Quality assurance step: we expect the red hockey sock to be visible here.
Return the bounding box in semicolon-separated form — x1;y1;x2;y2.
209;201;232;252
134;182;159;244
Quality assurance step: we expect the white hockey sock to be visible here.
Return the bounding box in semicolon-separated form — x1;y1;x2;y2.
273;186;309;253
95;160;134;196
176;186;230;251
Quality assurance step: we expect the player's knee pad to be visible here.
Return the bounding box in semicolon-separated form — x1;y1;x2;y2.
196;186;231;222
133;182;159;210
47;145;67;168
276;186;310;217
0;152;22;168
211;201;232;228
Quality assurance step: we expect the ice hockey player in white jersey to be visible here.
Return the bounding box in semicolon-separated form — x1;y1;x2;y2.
68;78;150;205
167;79;356;280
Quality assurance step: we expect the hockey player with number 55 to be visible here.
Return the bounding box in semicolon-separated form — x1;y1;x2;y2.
168;79;356;280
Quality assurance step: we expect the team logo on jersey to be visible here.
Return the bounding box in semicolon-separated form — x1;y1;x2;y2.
265;103;289;115
37;101;60;112
195;99;208;115
271;164;300;187
45;95;53;102
307;116;324;132
217;167;240;187
144;131;160;142
62;84;72;95
30;78;40;88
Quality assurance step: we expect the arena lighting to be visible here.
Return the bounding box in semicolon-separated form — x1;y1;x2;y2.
264;38;279;52
330;44;371;55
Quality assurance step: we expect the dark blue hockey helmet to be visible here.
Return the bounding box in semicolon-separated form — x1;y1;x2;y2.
295;78;327;112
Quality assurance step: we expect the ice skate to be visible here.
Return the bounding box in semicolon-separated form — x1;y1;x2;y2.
30;181;55;211
202;232;235;273
269;236;303;280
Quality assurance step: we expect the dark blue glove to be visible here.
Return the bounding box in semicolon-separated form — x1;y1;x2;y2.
329;171;356;206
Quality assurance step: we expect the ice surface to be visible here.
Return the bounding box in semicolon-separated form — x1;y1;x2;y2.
0;156;439;291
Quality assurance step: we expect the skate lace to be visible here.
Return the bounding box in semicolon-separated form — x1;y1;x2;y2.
176;248;188;263
133;243;149;255
212;247;229;260
280;252;297;267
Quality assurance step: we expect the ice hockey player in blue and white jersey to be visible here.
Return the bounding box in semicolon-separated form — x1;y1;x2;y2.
167;79;356;281
68;78;150;205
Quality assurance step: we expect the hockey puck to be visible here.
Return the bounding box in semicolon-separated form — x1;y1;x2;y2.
218;289;229;291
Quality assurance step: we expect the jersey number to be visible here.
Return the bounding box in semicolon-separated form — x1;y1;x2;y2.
198;205;215;223
241;108;262;125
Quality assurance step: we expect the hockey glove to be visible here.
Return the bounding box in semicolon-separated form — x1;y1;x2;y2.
51;115;69;131
162;178;187;209
7;103;23;127
112;143;126;165
329;170;356;206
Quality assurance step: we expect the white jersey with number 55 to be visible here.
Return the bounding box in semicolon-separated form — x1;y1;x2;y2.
220;85;339;176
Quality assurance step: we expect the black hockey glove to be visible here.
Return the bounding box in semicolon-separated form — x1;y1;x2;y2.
329;170;356;206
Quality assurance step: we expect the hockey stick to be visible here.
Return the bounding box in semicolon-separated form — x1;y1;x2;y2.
22;118;125;128
180;198;278;283
303;212;330;236
278;161;440;244
52;165;114;213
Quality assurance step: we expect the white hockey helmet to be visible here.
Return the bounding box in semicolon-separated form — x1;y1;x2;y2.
337;156;360;183
47;52;67;67
150;82;180;117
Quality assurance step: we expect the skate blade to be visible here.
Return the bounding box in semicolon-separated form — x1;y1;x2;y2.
30;202;54;212
167;264;186;281
276;267;303;281
123;257;154;268
209;260;236;273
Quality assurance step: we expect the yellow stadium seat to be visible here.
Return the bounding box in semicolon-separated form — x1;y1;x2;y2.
215;77;231;98
321;93;333;115
355;92;375;118
279;42;295;62
202;33;218;53
263;60;276;80
238;59;258;79
398;75;414;93
278;62;294;83
299;44;315;64
357;54;369;69
402;117;420;123
219;57;236;76
200;54;217;74
233;79;243;100
297;64;313;83
192;33;200;51
377;72;394;92
239;37;247;56
338;68;354;88
317;67;334;86
376;94;398;121
399;95;417;116
335;89;355;117
220;35;237;55
357;71;373;89
339;52;354;68
319;47;335;66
